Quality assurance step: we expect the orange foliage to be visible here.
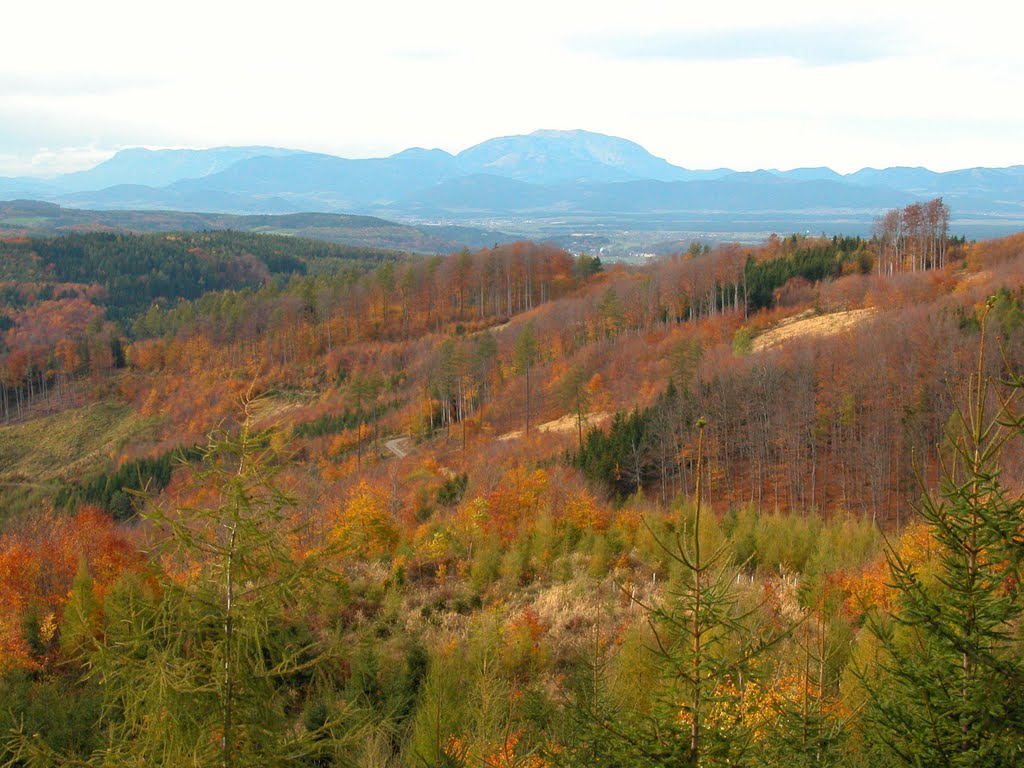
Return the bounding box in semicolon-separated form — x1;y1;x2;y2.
840;521;936;617
482;467;549;542
0;507;141;671
560;488;610;532
444;730;548;768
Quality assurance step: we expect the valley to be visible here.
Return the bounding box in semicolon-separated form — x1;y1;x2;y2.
2;193;1023;764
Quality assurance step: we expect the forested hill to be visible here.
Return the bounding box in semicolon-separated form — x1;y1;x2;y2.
0;199;516;253
0;230;399;323
2;215;1024;765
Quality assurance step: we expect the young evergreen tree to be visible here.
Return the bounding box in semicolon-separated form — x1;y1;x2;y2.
568;420;787;766
513;321;539;436
555;364;591;452
9;397;363;767
858;303;1024;766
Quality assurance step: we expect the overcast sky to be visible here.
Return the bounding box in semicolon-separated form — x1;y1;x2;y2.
1;0;1020;176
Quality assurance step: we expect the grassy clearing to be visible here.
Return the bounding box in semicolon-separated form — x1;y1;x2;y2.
0;401;158;487
752;307;878;352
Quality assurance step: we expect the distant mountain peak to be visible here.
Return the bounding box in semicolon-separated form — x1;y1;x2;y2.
54;145;305;193
390;147;454;159
456;129;690;184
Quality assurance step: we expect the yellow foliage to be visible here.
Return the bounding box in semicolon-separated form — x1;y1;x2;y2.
330;481;399;559
841;520;937;616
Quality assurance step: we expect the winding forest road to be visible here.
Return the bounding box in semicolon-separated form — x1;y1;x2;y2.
385;436;413;458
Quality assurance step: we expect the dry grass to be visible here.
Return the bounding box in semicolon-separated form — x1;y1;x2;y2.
752;307;878;352
497;412;611;442
0;401;156;485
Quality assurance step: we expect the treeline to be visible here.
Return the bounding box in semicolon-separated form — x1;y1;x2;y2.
0;231;402;323
54;445;203;520
873;197;951;274
744;235;870;311
0;231;402;421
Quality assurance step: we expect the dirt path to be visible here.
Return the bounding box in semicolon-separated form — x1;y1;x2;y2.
498;412;610;442
752;308;878;352
385;436;413;458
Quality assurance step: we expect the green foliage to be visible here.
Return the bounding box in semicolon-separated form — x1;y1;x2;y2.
0;401;154;517
723;507;880;578
731;325;753;356
436;473;469;508
0;671;104;763
858;310;1024;766
575;408;655;501
293;401;397;439
513;321;539;376
9;399;364;766
555;364;591;451
55;444;203;520
597;287;625;336
514;321;540;434
574;253;603;279
1;232;300;324
744;239;862;311
575;424;790;767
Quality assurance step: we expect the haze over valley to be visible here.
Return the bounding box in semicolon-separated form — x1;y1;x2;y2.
4;129;1023;257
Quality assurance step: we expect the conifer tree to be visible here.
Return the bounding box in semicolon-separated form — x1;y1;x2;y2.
514;321;539;436
568;419;786;766
859;303;1024;766
10;396;363;767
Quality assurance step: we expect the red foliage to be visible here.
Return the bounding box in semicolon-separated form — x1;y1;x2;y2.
0;507;142;671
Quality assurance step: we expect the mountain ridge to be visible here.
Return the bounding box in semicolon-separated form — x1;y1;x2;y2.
1;130;1022;236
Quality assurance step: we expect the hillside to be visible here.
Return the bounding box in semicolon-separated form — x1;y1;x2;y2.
0;200;516;253
2;220;1024;764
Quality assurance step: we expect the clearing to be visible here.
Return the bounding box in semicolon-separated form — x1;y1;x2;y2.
498;412;610;442
752;308;878;353
0;401;158;485
385;436;413;458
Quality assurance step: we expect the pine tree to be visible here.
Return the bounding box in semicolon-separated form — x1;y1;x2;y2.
859;303;1024;766
568;420;787;766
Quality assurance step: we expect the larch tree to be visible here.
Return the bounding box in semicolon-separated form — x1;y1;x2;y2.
513;321;540;436
10;397;364;767
556;364;591;452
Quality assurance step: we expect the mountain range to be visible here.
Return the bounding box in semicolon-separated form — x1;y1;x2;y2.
2;130;1023;238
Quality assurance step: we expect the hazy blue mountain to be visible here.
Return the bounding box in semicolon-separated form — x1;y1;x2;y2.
846;165;1024;210
771;167;845;182
61;183;307;215
393;174;562;213
847;166;941;191
0;178;58;199
455;128;702;184
2;129;1021;232
53;146;304;192
163;149;462;209
391;173;913;216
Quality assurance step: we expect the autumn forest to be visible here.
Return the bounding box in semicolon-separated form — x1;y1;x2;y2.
2;197;1024;767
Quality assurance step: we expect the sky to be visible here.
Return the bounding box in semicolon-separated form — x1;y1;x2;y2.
1;0;1020;177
